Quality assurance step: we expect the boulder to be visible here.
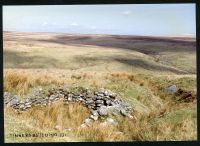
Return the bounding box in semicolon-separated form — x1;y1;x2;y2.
165;85;177;94
98;106;108;116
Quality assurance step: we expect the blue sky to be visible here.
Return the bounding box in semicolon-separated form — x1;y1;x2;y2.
3;4;196;37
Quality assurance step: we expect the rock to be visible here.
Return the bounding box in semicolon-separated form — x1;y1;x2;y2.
68;94;73;101
92;96;97;101
19;100;25;104
80;124;87;128
109;93;117;99
84;118;93;126
111;101;116;106
87;105;92;109
106;100;111;105
97;93;104;97
24;99;30;103
64;128;72;131
25;102;32;106
55;125;62;131
26;104;32;108
90;115;98;121
96;96;103;100
29;88;41;96
120;109;130;117
79;98;85;102
4;92;12;97
86;100;93;104
73;95;79;99
106;118;118;126
19;104;25;109
4;87;134;123
58;94;65;98
113;99;120;104
96;103;103;107
104;95;110;99
4;92;14;102
98;106;108;116
91;110;99;116
96;100;104;104
103;90;109;96
165;85;177;94
79;94;84;98
9;98;19;106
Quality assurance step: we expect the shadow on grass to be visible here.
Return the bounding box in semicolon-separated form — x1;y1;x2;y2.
3;50;192;74
72;55;189;74
3;50;61;69
34;35;196;55
114;58;189;74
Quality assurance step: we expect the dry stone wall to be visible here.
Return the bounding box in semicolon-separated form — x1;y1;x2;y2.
4;85;134;127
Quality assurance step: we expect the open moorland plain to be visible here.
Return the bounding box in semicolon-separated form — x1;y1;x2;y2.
3;31;197;142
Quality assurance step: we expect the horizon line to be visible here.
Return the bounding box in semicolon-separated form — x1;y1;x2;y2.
3;30;196;39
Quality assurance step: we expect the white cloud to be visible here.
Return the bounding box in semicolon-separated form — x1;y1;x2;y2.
70;22;79;26
122;10;132;16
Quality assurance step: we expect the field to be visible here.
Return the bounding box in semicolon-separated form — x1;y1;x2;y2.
3;31;197;142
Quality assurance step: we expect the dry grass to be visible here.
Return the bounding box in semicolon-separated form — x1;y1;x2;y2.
4;70;65;96
3;70;197;142
4;102;89;142
76;121;124;141
24;101;90;130
118;112;197;141
107;72;135;82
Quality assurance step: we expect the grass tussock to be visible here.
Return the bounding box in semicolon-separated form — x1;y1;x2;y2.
107;72;135;82
25;101;90;130
118;114;196;141
71;73;94;80
76;121;124;141
4;70;65;96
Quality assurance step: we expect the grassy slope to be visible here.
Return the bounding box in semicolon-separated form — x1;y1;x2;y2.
3;32;196;74
3;32;197;142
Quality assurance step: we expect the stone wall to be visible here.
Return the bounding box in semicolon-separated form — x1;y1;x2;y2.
4;85;134;127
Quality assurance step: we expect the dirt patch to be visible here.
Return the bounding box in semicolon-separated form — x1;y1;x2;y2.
175;89;196;102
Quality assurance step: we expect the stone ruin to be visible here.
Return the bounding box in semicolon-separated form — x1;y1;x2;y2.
4;85;134;128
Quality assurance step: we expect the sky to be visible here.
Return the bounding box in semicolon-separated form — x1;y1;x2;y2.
3;4;196;37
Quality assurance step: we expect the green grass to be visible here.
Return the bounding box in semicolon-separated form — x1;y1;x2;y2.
156;107;197;124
